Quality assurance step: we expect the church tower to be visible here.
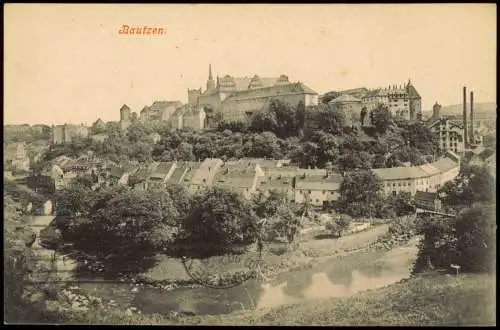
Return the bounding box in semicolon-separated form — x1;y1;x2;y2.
206;63;215;92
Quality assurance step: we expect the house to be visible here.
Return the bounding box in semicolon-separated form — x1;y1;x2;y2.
165;161;199;186
107;163;139;186
294;171;343;207
256;169;295;201
188;158;224;193
149;133;161;144
129;162;160;190
148;162;176;188
213;161;265;199
414;191;442;211
373;152;460;196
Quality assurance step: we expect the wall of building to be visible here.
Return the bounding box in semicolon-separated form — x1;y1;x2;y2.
221;93;308;123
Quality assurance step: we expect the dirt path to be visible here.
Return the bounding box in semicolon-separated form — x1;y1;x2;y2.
300;224;389;255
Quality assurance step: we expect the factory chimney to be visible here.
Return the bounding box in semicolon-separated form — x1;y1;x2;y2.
463;86;468;149
470;91;474;145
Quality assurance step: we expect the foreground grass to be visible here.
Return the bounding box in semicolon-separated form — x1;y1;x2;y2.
183;273;496;326
63;273;495;325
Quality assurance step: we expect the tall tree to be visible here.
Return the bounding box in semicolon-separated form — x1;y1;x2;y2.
371;104;392;134
340;170;383;217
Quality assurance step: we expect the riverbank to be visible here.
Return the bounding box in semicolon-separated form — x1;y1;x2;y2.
183;273;496;326
62;273;496;326
133;223;391;290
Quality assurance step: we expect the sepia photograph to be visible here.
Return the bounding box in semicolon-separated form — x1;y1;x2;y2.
3;3;496;326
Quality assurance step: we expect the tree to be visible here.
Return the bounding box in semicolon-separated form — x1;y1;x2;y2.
340;170;383;217
177;187;259;258
60;186;180;274
371;104;392;134
326;214;351;237
318;104;346;135
438;165;495;207
454;205;496;273
296;100;306;133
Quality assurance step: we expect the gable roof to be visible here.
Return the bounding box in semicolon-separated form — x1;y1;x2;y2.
213;162;262;189
150;162;175;180
372;166;429;181
415;191;438;202
294;172;343;191
329;94;362;103
222;82;318;103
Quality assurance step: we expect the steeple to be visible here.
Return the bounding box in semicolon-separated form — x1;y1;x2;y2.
206;63;215;91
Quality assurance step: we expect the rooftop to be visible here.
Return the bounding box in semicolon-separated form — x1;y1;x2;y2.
415;191;438;202
222;82;318;103
294;172;343;190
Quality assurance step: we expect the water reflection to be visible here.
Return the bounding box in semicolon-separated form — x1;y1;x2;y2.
81;241;419;317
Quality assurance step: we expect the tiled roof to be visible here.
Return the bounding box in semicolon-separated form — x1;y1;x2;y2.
257;175;294;191
372;166;429;181
213;163;260;189
294;173;343;191
329;94;362;103
219;76;283;91
340;87;368;95
150;162;175;180
415;191;438;202
130;163;159;182
418;163;440;176
432;158;459;173
373;156;458;181
190;158;223;185
222;82;317;103
166;161;199;184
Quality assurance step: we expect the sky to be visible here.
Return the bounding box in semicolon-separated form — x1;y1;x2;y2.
4;4;497;126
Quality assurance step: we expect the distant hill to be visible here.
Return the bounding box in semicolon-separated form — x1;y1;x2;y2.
423;102;497;119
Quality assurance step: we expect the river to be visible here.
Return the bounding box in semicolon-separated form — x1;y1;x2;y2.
25;215;419;317
78;238;419;317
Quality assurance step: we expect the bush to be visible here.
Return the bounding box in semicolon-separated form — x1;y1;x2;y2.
325;214;351;237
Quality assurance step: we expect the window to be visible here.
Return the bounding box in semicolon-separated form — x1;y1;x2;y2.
316;199;319;203
308;190;311;194
392;191;397;196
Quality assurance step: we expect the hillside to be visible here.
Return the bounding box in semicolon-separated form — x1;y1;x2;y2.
65;274;495;326
423;102;497;118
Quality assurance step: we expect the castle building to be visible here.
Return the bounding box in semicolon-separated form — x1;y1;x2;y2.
139;101;182;122
328;94;363;127
4;142;30;171
338;80;422;121
52;124;89;144
187;64;319;126
171;104;206;131
119;104;132;132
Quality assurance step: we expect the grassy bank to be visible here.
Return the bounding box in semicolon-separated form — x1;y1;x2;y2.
140;224;390;287
64;273;495;325
182;273;496;326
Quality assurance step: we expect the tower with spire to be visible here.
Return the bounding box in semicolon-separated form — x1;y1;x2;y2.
206;63;215;91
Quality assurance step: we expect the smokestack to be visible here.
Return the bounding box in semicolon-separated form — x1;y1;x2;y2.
470;91;474;145
463;86;468;149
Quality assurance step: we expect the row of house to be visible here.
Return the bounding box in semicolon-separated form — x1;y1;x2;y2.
35;147;461;209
